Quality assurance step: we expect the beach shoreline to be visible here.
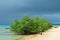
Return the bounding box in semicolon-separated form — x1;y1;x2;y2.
23;26;60;40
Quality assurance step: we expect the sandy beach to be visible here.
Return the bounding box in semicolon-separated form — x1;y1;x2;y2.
23;26;60;40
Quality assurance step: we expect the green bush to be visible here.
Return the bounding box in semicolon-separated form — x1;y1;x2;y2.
10;15;53;35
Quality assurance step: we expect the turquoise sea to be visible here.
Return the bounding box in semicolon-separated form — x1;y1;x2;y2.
53;24;60;26
0;24;60;40
0;25;25;40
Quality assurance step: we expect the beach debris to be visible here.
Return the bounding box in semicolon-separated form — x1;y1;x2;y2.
40;32;42;35
5;28;10;29
54;27;58;28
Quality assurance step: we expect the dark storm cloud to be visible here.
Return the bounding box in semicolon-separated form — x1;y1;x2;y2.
0;0;60;24
0;0;60;12
16;0;60;12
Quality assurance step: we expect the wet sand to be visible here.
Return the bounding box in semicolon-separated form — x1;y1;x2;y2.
23;26;60;40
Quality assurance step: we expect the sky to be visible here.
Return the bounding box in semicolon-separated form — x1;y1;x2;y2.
0;0;60;24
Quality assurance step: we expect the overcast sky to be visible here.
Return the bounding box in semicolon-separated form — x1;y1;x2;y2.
0;0;60;24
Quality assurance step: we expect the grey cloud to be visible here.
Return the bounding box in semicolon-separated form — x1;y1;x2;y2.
0;0;60;24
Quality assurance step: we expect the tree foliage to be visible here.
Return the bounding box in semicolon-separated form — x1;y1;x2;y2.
10;15;53;35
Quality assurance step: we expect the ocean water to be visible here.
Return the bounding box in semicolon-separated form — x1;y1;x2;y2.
0;25;24;40
53;24;60;26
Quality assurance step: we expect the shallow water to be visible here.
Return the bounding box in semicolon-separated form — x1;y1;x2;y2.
0;25;24;40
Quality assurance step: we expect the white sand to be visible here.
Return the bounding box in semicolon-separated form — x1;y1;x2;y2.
23;26;60;40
